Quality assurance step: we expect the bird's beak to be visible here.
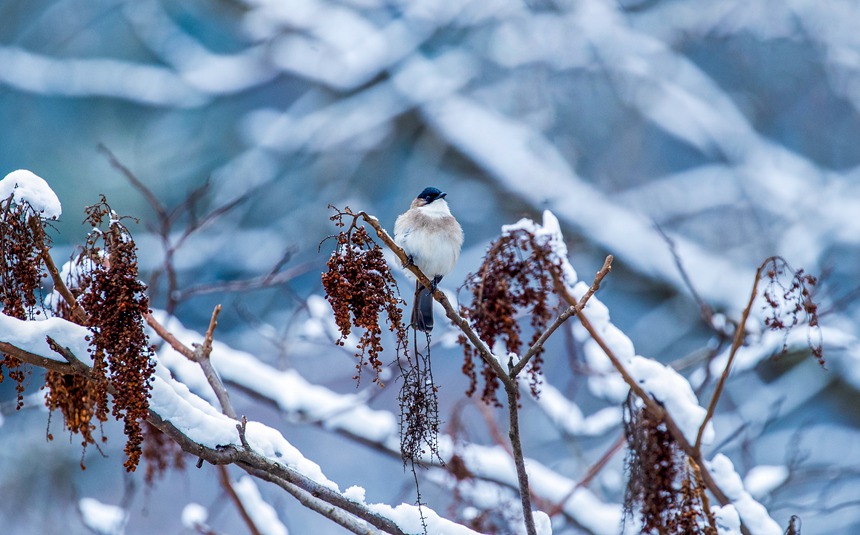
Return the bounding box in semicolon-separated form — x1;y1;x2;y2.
439;192;448;199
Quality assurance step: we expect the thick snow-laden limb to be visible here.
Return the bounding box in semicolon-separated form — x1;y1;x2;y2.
78;498;128;535
510;211;716;446
150;311;622;535
707;455;782;535
0;169;62;219
121;2;278;95
0;314;90;362
513;211;790;532
0;314;466;535
0;46;206;108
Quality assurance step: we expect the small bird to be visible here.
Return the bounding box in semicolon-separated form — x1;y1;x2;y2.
394;187;464;332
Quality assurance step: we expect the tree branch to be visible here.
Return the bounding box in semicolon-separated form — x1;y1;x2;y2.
694;258;769;452
7;337;409;535
28;216;89;325
345;208;513;389
550;270;741;523
510;255;613;377
505;382;537;535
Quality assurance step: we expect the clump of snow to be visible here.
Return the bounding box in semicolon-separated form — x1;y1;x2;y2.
627;356;714;445
531;511;552;535
233;476;289;535
711;504;741;535
344;485;366;502
707;454;782;535
78;498;127;535
368;502;482;535
0;169;62;219
743;465;789;499
181;503;208;529
0;314;92;364
531;381;621;437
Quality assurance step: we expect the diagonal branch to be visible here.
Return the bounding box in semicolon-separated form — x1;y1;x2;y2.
510;255;613;377
550;269;742;531
694;258;769;452
6;337;408;535
28;216;89;325
345;208;512;388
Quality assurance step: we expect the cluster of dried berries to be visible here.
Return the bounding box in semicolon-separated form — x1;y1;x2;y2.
321;209;409;386
43;256;106;466
459;229;559;404
78;197;156;472
44;371;106;466
140;420;185;484
397;346;441;466
0;196;48;407
761;258;824;367
623;398;716;534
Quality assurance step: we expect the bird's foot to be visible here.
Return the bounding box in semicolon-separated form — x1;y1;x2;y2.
429;276;441;293
402;254;414;269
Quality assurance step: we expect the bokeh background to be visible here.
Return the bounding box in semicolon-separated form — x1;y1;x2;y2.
2;0;860;533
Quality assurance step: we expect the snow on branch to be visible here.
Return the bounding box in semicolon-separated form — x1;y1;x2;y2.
0;169;62;219
0;312;477;535
150;310;623;534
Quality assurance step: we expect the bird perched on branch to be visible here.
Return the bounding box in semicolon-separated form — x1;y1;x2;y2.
394;187;463;332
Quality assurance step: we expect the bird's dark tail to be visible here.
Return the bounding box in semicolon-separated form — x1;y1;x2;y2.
412;278;439;332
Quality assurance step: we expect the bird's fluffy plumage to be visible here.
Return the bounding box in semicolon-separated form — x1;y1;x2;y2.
394;190;463;331
394;197;463;280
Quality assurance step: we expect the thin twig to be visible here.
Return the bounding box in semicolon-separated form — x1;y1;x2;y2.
98;144;169;222
144;312;195;360
195;304;237;419
655;224;719;330
217;465;263;535
505;383;537;535
545;434;626;518
175;261;312;300
201;304;221;360
28;217;89;325
347;208;513;389
511;255;613;377
694;258;770;452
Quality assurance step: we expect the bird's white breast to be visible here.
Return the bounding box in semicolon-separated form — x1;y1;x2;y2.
394;199;463;279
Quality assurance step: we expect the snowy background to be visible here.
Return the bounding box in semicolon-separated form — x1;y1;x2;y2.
2;0;860;533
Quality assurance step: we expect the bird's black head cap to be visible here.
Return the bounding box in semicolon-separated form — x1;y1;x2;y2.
417;187;446;203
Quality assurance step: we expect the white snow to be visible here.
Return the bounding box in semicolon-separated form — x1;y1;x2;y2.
0;314;92;364
512;212;714;445
707;454;782;535
181;503;208;529
343;485;366;502
529;381;621;437
368;502;481;535
711;504;742;535
743;465;789;500
233;476;289;535
0;169;62;219
151;310;397;443
78;498;127;535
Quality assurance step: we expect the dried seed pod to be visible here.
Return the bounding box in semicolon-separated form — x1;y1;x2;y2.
460;228;560;404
